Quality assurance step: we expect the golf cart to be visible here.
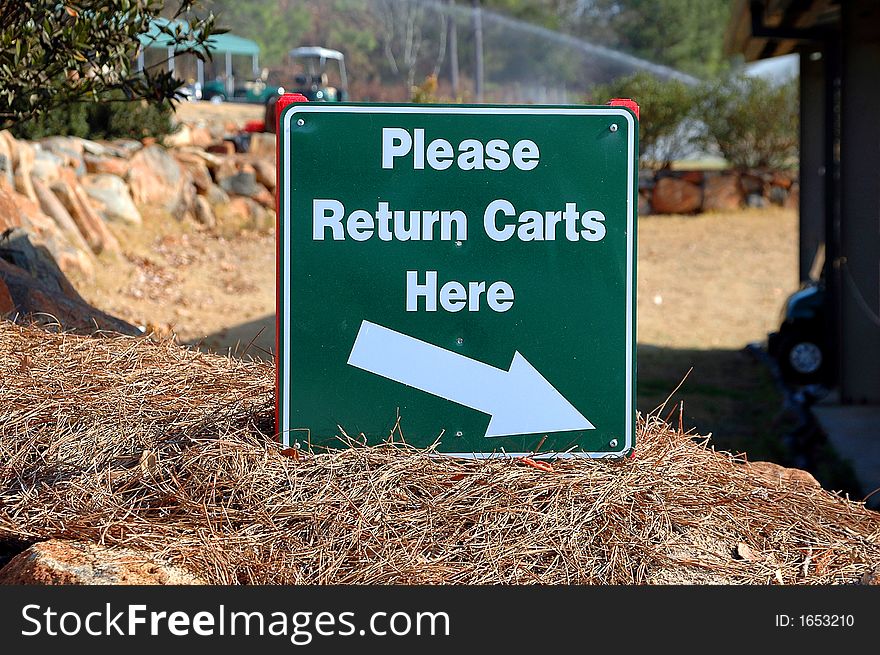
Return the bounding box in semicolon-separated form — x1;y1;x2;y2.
263;47;349;133
286;47;348;102
201;68;285;105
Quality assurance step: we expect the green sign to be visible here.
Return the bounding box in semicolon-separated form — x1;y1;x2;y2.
277;103;637;458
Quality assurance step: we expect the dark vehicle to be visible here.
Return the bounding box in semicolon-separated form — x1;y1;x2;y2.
768;281;828;386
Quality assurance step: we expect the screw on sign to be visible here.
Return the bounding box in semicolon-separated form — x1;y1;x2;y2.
275;97;638;458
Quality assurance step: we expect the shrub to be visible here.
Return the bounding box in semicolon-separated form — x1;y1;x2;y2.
11;92;175;141
699;73;798;169
590;72;698;169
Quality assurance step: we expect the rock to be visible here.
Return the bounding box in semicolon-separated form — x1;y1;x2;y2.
163;123;194;148
702;173;743;212
746;193;766;208
252;159;276;190
248;132;276;157
638;190;652;216
110;138;143;157
83;153;130;178
678;170;704;185
0;228;85;301
0;276;14;314
0;244;137;334
0;178;23;232
785;182;800;210
191;195;216;228
174;155;213;194
204;183;230;206
771;171;794;189
33;179;92;254
80;174;142;225
859;566;880;585
638;169;656;191
768;185;789;206
651;177;702;214
740;172;765;196
0;540;204;585
39;136;86;175
253;185;275;209
31;148;65;185
13;140;37;204
748;461;821;489
50;174;121;254
206;141;236;155
219;170;260;197
0;130;15;187
176;146;224;171
220;196;273;231
126;145;192;219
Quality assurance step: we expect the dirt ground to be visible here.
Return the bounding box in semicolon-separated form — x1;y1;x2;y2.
173;100;265;131
84;203;859;491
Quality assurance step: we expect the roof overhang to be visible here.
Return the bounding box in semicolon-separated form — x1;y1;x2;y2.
725;0;841;61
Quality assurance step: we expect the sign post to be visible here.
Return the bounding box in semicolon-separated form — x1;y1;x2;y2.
276;102;638;457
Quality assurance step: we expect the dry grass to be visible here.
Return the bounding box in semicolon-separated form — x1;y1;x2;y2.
1;320;878;585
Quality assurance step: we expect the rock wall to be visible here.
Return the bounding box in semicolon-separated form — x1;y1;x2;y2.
640;169;799;215
0;127;277;331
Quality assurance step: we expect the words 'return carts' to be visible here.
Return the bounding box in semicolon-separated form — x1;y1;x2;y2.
276;101;638;458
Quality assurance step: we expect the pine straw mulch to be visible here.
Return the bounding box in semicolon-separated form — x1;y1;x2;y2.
0;319;878;585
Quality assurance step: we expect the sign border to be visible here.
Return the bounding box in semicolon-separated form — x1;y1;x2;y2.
278;103;637;458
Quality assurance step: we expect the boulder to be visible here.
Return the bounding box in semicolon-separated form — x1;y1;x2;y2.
702;173;743;212
252;159;276;190
39;136;86;175
80;173;142;225
30;148;65;185
651;177;702;214
0;540;204;585
220;196;273;231
746;193;766;208
191;195;216;228
768;185;789;206
740;172;765;196
678;170;704;185
0;130;15;187
126;144;192;219
785;182;800;210
83;153;130;178
0;276;14;314
13;140;37;204
747;461;821;489
253;185;275;209
219;170;260;197
33;179;92;254
50;173;121;254
163;123;194;148
638;190;652;216
0;241;136;334
204;183;230;206
176;146;224;171
248;131;276;157
206;141;235;155
0;178;22;232
174;154;213;194
110;138;143;157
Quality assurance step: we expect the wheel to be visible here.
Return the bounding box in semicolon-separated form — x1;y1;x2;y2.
776;327;826;386
209;94;226;104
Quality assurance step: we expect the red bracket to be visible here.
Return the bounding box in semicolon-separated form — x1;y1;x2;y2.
275;92;309;134
608;98;640;121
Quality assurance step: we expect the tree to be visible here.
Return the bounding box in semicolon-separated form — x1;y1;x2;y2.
0;0;221;131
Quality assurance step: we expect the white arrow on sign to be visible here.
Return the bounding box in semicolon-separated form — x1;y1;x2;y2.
347;320;594;438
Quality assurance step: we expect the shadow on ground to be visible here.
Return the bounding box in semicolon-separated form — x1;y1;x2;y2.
194;316;863;501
